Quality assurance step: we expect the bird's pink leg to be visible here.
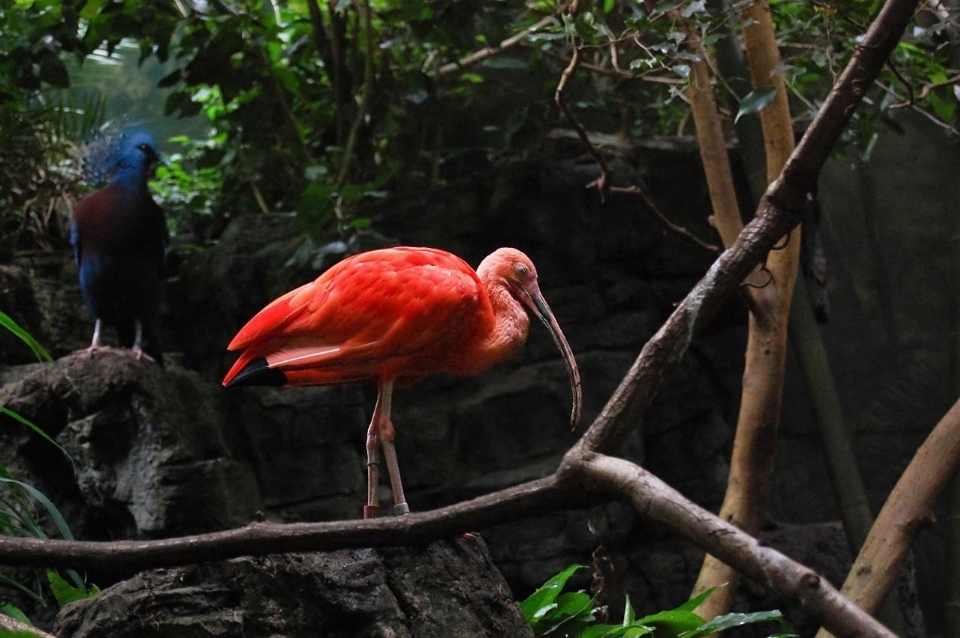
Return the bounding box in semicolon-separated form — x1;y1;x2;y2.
129;320;156;363
75;320;110;357
364;391;383;519
376;380;409;515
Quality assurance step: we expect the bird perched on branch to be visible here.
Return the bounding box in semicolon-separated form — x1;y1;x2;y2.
223;246;582;518
71;127;168;363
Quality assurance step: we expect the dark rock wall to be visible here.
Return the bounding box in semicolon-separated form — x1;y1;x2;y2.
0;114;953;635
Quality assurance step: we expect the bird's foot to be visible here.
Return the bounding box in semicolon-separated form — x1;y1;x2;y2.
393;502;410;515
363;505;381;519
128;346;156;363
74;344;112;358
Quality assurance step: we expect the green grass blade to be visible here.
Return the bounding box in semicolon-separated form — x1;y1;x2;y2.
0;312;52;363
0;573;44;604
0;408;67;462
0;477;74;541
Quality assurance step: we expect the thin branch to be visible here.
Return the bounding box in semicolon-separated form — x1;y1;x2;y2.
555;33;612;200
430;16;556;77
336;0;376;186
888;71;960;107
0;613;57;638
609;184;721;253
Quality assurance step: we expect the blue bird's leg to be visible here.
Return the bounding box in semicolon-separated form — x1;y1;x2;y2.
75;319;112;357
129;320;156;363
91;319;102;348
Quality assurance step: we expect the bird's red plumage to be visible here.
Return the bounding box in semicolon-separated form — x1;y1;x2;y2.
223;247;495;387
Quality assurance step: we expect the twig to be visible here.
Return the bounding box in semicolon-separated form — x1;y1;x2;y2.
888;71;960;108
337;0;376;186
609;184;721;253
555;21;612;201
430;16;556;77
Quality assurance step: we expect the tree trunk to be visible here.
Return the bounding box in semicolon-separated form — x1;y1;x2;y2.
690;0;800;621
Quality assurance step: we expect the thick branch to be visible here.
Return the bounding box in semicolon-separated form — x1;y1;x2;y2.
573;453;896;638
814;397;960;638
0;451;894;637
0;475;571;575
577;0;921;456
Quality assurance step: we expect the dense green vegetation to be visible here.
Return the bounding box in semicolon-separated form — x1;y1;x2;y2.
1;0;956;259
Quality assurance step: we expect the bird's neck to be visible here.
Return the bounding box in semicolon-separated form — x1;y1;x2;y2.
109;166;151;196
468;271;531;372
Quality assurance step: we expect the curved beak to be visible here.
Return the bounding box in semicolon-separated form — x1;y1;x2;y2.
520;281;582;429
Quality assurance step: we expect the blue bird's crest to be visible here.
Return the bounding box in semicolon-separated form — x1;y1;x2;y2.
82;126;164;184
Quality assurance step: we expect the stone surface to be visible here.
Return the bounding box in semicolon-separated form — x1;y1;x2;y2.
1;127;953;635
53;537;533;638
0;352;262;541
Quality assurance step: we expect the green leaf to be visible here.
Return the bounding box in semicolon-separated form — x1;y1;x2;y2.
0;407;68;462
47;570;99;608
0;477;75;541
0;574;43;605
736;85;778;122
520;564;584;625
296;183;337;239
634;609;704;633
622;595;635;625
678;609;795;638
675;585;721;612
0;602;34;625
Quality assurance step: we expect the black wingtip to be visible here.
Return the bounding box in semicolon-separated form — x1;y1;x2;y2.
224;357;287;388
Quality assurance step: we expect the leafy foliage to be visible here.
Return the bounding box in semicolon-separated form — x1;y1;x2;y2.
521;566;797;638
2;0;957;250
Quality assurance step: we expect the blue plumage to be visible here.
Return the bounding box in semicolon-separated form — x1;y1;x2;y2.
70;127;168;363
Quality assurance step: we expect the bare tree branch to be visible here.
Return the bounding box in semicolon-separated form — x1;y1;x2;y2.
609;184;721;253
429;16;556;77
553;3;612;201
0;452;898;637
574;453;898;638
814;397;960;638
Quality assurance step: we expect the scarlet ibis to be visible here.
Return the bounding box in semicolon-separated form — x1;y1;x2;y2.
223;246;582;518
71;127;168;363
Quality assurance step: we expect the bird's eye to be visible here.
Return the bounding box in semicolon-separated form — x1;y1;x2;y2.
513;263;530;279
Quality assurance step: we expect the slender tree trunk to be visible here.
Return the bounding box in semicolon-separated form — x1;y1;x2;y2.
690;0;800;621
947;77;960;631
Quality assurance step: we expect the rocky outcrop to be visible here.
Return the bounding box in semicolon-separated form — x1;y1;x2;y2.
54;537;534;638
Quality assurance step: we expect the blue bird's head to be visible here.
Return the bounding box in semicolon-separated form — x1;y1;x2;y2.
84;127;167;185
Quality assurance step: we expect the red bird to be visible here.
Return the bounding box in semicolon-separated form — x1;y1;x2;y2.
223;246;582;518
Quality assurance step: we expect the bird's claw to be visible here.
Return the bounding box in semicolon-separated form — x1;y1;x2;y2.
130;346;156;363
74;344;112;358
